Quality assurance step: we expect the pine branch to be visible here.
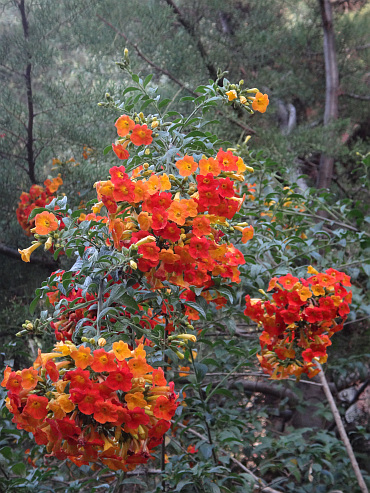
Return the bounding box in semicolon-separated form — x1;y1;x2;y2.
164;0;218;80
97;15;256;135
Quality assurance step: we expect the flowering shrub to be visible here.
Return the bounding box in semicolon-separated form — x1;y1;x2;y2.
245;267;352;379
2;340;177;471
6;61;364;493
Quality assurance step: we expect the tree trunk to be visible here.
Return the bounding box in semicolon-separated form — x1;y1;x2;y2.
316;0;339;189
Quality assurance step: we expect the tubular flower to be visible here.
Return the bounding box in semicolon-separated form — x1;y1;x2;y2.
18;242;42;262
244;268;351;379
4;341;178;471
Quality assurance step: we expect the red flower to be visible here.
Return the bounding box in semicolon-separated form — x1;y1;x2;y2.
23;395;49;420
217;178;235;198
278;274;299;290
65;369;92;390
151;207;168;230
189;236;209;259
105;369;133;392
216;149;238;172
153;395;177;420
159;222;181;242
109;166;129;185
112;143;130;160
113;179;135;203
124;407;150;430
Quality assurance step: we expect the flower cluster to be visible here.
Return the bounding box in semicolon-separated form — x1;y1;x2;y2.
16;175;63;235
2;341;178;471
93;116;255;322
244;267;352;379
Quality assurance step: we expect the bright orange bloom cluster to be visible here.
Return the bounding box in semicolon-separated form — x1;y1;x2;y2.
94;143;252;322
2;341;177;471
112;115;153;160
16;175;63;235
244;267;351;379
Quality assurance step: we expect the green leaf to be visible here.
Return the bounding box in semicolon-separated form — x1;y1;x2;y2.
122;86;141;96
131;74;140;83
184;301;206;319
103;144;112;155
11;462;26;476
143;73;153;87
158;98;172;109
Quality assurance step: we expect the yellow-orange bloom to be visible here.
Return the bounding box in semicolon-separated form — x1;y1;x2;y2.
70;345;94;370
252;92;269;113
35;211;58;235
176;155;198;177
226;90;237;101
125;391;147;410
112;341;131;361
18;242;42;262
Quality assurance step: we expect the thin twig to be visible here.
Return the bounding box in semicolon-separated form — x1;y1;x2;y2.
317;362;369;493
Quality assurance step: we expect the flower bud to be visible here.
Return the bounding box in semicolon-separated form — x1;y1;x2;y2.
135;235;156;247
246;88;259;93
151;121;159;129
81;337;89;342
144;148;151;155
143;163;149;169
44;237;53;251
130;260;138;270
139;112;144;120
98;338;107;347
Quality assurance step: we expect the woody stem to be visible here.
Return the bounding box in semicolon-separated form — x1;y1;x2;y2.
161;319;168;491
96;279;104;339
317;362;369;493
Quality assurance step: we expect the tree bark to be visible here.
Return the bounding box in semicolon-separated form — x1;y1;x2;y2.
316;0;339;189
17;0;36;184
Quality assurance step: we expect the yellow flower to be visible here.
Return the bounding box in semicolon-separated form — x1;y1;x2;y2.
239;95;247;104
18;242;42;262
226;90;237;101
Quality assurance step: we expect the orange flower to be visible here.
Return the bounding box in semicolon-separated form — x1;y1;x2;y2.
93;400;119;424
21;368;39;390
252;92;269;113
241;225;254;243
138;211;152;231
199;157;221;177
35;211;58;235
192;216;211;237
115;115;135;137
159;174;171;191
168;201;188;226
130;124;153;146
176;155;198;176
133;181;149;203
179;367;190;377
128;358;153;377
91;349;117;372
225;90;237;101
70;346;94;370
125;391;147;410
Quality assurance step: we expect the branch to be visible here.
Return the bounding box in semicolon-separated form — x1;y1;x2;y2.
317;363;369;493
175;422;283;493
340;92;370;102
164;0;218;80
